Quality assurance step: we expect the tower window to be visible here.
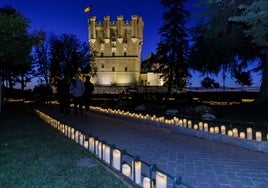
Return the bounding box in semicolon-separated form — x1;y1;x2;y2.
101;63;104;68
112;67;115;72
125;67;128;72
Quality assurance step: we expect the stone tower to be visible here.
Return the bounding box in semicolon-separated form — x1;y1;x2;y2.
88;15;143;86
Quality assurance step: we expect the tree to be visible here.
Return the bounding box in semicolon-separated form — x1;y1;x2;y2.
234;71;252;90
0;5;39;89
33;30;51;86
155;0;190;96
201;76;215;90
190;0;267;103
49;34;91;81
228;0;268;103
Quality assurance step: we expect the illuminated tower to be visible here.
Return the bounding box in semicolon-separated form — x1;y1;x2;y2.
88;15;143;86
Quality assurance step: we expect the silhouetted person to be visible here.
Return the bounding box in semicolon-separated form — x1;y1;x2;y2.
70;74;85;116
83;75;94;112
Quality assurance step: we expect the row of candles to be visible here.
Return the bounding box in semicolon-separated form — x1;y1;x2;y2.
34;109;170;188
91;106;267;142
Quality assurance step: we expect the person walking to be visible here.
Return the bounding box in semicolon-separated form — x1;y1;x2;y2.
83;75;94;113
70;74;85;116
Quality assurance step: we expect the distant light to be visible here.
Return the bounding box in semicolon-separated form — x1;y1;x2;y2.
84;6;92;13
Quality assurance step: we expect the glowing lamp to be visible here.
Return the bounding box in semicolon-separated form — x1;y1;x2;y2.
247;128;253;140
132;160;141;184
221;125;226;135
112;149;121;170
122;163;131;178
240;132;245;139
143;177;152;188
256;131;262;141
156;171;167;188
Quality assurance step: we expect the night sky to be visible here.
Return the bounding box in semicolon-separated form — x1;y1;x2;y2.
1;0;261;88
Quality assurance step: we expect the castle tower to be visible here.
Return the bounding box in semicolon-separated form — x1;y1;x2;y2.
88;15;143;86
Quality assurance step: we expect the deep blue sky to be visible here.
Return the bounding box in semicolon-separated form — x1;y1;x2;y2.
1;0;261;88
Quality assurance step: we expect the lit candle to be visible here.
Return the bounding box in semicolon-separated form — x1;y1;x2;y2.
112;149;121;170
198;122;203;130
209;127;215;133
221;125;226;135
247;127;253;140
122;163;131;178
94;140;99;155
156;171;167;188
98;142;102;158
183;119;187;127
89;137;94;153
233;128;238;137
104;145;110;164
143;177;151;188
187;120;192;128
228;130;233;137
75;131;79;143
214;127;219;134
193;124;198;130
178;120;183;127
132;160;141;184
82;138;88;148
256;131;262;141
204;123;208;132
240;132;245;139
71;128;75;140
79;134;84;146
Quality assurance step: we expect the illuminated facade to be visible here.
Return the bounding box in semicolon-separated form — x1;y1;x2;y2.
89;15;143;86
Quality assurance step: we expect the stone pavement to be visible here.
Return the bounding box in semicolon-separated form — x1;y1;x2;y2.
38;105;268;188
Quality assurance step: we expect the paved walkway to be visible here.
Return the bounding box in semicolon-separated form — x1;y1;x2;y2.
38;105;268;188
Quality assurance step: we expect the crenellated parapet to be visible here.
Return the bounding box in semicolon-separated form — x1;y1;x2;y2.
87;15;144;87
89;15;143;56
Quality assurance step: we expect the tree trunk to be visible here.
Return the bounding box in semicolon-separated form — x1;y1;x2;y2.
255;49;268;105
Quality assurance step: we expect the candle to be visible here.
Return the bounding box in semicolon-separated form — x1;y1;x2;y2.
204;123;208;132
112;149;121;170
193;124;198;130
132;160;141;184
214;127;219;134
221;125;226;135
104;145;110;164
79;134;84;146
247;127;253;140
240;132;245;139
256;131;262;141
122;163;131;178
233;128;238;137
187;120;192;128
98;142;102;158
94;140;99;156
84;140;89;149
156;171;167;188
198;122;203;130
143;177;152;188
89;137;94;153
209;127;215;133
183;119;187;127
178;120;183;127
228;130;233;137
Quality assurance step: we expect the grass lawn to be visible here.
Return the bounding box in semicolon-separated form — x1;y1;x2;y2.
0;102;129;188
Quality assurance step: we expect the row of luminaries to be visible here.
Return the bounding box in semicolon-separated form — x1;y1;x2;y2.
34;109;185;188
91;106;267;142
